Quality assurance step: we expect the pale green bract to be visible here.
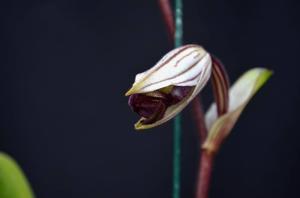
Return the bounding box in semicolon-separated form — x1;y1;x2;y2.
203;68;273;153
0;152;35;198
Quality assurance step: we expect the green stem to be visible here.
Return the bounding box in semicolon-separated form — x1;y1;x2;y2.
173;0;183;198
174;0;183;47
173;115;181;198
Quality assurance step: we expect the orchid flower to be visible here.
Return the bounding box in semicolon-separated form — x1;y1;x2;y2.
126;44;212;130
126;45;272;149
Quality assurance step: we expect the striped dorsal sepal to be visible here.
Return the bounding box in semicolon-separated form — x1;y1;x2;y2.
211;55;230;116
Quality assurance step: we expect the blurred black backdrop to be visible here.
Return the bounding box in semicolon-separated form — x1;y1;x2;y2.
1;0;300;198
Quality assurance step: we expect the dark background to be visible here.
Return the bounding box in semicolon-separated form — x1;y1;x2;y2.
1;0;299;198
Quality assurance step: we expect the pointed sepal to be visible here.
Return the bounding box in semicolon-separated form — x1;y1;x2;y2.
203;68;272;153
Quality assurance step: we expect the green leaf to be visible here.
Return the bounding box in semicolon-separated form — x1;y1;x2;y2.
0;152;35;198
203;68;273;153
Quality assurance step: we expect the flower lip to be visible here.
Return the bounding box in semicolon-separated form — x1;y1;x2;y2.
128;86;193;125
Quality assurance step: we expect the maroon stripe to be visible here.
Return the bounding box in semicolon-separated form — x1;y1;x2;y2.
194;53;201;59
213;66;226;115
213;65;227;102
174;49;199;67
141;57;202;90
143;44;199;78
211;71;221;112
213;61;229;106
171;54;209;83
212;56;230;90
211;69;223;114
178;58;211;84
211;55;230;116
177;70;203;84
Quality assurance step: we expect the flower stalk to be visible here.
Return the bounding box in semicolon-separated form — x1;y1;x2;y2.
158;0;175;42
191;98;207;144
196;150;214;198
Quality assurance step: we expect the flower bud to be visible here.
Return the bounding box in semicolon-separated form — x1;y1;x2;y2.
126;44;212;130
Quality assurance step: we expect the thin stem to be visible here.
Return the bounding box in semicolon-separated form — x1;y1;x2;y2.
158;0;175;42
174;0;183;47
192;98;208;145
173;0;183;198
173;115;181;198
192;98;213;198
196;150;215;198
